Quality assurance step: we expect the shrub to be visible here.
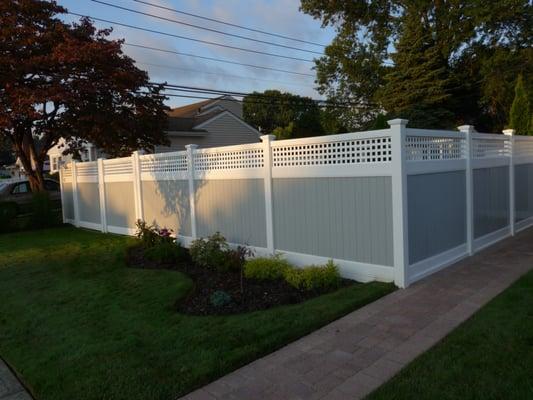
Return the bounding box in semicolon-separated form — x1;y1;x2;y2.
190;232;240;272
144;241;187;263
29;191;60;229
135;220;174;248
0;202;18;233
210;290;232;308
244;254;292;281
284;260;341;292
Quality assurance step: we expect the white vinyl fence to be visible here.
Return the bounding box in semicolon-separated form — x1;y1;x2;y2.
59;120;533;287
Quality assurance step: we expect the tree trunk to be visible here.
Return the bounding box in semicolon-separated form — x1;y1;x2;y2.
13;130;46;192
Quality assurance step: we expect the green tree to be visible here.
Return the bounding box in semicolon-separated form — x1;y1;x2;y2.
377;11;454;128
243;90;324;138
300;0;532;131
509;75;531;135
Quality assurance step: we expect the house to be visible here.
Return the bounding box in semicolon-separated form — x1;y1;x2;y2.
158;95;260;152
47;96;260;172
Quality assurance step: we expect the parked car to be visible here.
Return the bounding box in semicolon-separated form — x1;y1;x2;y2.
0;179;61;213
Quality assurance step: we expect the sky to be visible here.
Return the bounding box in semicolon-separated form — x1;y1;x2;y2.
56;0;337;108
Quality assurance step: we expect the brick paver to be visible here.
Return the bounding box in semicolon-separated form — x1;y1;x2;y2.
180;228;533;400
0;359;31;400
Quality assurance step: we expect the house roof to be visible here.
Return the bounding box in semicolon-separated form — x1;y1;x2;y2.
166;96;239;133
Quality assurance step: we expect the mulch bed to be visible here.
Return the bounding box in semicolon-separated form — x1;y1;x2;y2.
125;244;354;316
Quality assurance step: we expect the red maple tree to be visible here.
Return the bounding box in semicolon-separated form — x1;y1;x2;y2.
0;0;169;191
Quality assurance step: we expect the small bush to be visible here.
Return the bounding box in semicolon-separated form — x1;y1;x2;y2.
135;220;174;248
210;290;232;308
144;241;187;263
29;192;60;229
244;254;292;281
284;260;341;292
190;232;241;272
0;202;18;233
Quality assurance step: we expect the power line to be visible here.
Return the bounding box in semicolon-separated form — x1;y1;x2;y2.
150;82;372;108
90;0;324;56
123;43;316;77
135;61;315;88
67;12;315;63
132;0;327;48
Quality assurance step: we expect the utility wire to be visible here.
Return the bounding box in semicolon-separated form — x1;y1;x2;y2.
90;0;323;56
123;43;316;77
67;12;315;63
135;61;315;88
150;82;372;108
132;0;327;48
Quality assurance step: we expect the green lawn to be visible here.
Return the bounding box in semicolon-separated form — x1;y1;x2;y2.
0;227;394;400
368;269;533;400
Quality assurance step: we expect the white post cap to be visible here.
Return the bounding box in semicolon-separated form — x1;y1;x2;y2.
260;134;276;142
502;129;515;136
387;119;408;127
457;125;475;133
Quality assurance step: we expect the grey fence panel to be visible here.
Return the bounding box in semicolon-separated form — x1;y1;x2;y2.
473;166;510;238
407;171;467;264
142;180;191;236
105;182;136;229
62;181;75;220
515;163;533;222
272;177;394;266
195;179;267;247
77;183;101;224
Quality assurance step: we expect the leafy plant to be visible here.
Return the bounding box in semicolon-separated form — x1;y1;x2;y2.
135;220;174;248
209;290;232;308
189;232;237;272
144;241;187;263
29;192;60;229
0;202;18;233
284;260;341;292
244;254;292;281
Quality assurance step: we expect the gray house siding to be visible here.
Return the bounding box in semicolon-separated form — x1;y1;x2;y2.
156;113;259;152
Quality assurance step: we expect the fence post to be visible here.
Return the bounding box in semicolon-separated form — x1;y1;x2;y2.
97;158;107;233
58;163;67;223
458;125;475;255
185;144;198;240
71;160;80;228
389;119;409;288
261;135;276;254
503;128;515;235
131;151;144;223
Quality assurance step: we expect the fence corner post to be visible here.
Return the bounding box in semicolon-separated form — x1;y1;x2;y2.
131;151;144;224
389;119;409;288
503;128;515;236
97;158;107;233
185;144;198;240
458;125;475;254
71;160;80;228
261;134;276;254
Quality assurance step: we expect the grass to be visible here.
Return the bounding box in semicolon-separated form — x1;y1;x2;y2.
367;269;533;400
0;227;394;400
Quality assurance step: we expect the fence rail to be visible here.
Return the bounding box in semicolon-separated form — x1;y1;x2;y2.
59;121;533;288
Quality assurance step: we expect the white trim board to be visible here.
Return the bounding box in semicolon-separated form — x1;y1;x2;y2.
407;243;468;285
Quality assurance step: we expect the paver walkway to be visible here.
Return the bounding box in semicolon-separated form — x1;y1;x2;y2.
181;228;533;400
0;359;31;400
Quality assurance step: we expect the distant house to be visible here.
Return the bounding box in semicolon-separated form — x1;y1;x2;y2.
159;95;260;152
47;95;260;173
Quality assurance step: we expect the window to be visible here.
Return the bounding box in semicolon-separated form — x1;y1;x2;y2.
11;182;30;194
44;180;59;191
51;156;61;172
